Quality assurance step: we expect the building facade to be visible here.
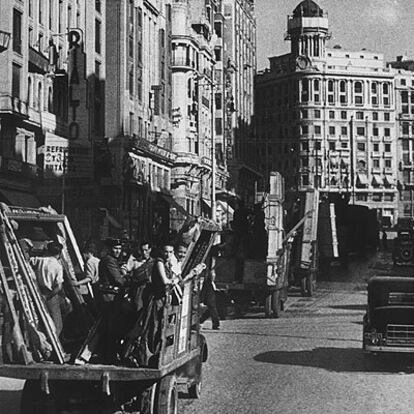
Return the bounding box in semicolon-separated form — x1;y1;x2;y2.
220;0;258;205
170;0;217;221
105;0;176;244
255;0;398;225
0;0;106;240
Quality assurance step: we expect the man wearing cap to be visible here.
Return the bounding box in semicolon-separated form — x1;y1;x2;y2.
30;241;67;336
98;238;129;303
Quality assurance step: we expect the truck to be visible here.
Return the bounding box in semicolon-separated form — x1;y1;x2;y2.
0;204;219;414
214;172;294;318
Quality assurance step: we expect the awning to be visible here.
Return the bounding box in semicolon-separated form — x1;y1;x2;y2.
384;175;395;186
372;175;383;186
0;188;41;207
357;173;368;186
158;193;190;218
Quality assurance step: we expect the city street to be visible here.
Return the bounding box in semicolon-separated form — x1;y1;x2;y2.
3;251;414;414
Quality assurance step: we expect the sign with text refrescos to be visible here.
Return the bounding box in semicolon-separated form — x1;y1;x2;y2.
42;132;93;179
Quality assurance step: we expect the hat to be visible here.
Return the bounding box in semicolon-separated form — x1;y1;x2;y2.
105;238;122;248
47;241;63;256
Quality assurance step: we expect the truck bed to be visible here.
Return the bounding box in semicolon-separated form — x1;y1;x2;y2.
0;348;200;382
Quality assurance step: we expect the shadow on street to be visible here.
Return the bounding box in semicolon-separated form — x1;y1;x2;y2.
254;347;414;373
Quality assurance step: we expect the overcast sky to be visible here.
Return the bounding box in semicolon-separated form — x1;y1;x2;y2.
256;0;414;70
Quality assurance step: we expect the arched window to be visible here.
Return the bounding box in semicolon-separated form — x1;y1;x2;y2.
354;81;363;94
340;81;346;93
328;80;334;92
48;87;53;113
27;77;32;107
314;79;319;91
383;83;389;95
37;82;42;110
371;82;377;94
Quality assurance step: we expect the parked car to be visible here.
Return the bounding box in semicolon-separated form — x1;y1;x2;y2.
363;276;414;354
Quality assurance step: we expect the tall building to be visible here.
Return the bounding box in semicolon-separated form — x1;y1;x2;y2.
0;0;105;239
220;0;258;205
170;0;217;220
105;0;176;244
388;58;414;218
255;0;398;226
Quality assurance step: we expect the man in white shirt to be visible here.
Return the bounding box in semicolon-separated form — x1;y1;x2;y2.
30;241;66;336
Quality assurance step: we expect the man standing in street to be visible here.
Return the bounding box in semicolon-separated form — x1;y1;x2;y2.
30;241;67;336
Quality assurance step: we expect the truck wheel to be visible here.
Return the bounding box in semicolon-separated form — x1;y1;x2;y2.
140;384;156;414
307;273;315;297
21;380;57;414
271;290;280;318
264;294;272;318
155;375;178;414
300;277;307;297
188;374;202;399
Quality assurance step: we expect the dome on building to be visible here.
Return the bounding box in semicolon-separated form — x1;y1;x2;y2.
293;0;324;18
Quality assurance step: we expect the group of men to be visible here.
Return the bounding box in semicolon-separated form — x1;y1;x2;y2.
28;236;219;346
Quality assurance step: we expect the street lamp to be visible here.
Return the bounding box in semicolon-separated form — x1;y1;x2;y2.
0;30;11;52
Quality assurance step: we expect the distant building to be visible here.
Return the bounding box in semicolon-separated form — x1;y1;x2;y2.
255;0;398;226
388;57;414;219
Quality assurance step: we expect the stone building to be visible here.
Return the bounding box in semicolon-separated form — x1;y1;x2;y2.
255;0;398;225
105;0;177;244
0;0;106;240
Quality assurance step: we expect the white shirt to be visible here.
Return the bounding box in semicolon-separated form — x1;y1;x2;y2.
30;256;63;294
85;256;100;284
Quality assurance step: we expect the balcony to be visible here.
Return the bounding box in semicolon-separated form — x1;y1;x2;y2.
171;56;193;71
0;95;28;118
29;46;49;74
0;156;38;181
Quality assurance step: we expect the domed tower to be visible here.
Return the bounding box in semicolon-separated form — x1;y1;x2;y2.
286;0;330;60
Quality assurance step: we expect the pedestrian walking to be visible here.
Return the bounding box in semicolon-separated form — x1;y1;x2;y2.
200;254;220;330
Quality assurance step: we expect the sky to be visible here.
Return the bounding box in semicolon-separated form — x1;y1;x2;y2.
255;0;414;70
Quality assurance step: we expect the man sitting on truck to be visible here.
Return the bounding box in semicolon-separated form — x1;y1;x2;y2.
30;241;69;336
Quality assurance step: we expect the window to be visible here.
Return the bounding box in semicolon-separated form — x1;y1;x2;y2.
385;143;391;152
37;82;42;110
301;142;309;151
355;95;363;104
356;111;364;120
385;159;392;168
371;82;377;94
215;118;222;135
328;80;334;92
314;141;321;150
384;128;390;137
95;19;101;54
356;127;365;136
373;143;379;152
314;125;321;135
341;126;348;135
357;143;365;151
47;87;53;112
340;81;346;93
329;142;335;150
302;175;309;186
302;125;309;135
12;63;21;98
354;81;363;94
373;127;378;136
373;112;378;120
384;113;390;121
341;142;348;149
301;109;308;119
215;93;222;110
402;91;409;103
373;159;380;168
329;126;335;135
314;79;320;91
329;111;335;119
314;109;321;118
401;79;407;86
95;0;101;12
341;111;347;120
13;9;22;54
403;123;410;135
328;94;334;104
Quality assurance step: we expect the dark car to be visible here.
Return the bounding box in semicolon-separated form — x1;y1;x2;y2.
363;276;414;353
